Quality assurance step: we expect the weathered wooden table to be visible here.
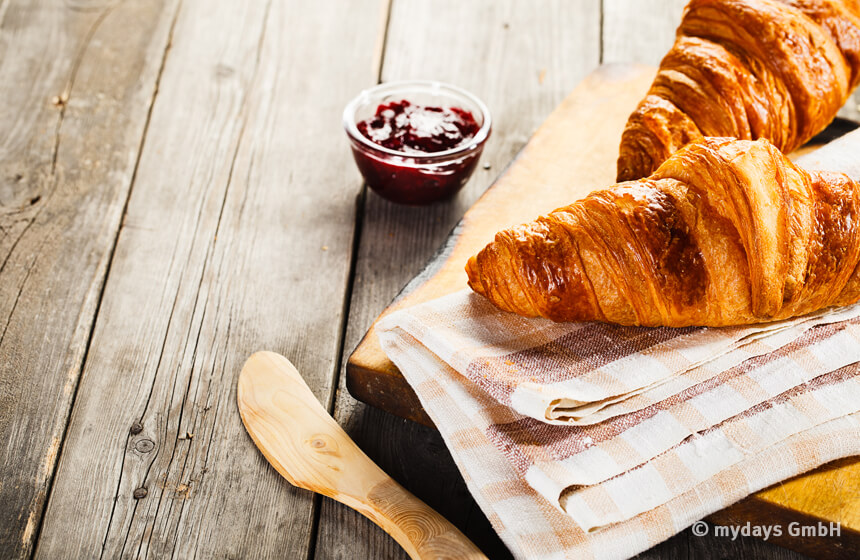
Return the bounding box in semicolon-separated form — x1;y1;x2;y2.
2;1;857;558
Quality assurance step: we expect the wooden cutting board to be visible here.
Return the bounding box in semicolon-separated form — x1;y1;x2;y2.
346;63;859;558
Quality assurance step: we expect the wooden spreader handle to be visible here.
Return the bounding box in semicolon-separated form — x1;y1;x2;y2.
237;351;487;560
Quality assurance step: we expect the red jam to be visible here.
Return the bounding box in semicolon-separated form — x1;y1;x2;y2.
357;100;480;153
349;100;487;205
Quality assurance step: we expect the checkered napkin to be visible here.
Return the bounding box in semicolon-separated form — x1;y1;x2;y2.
376;131;860;559
381;291;860;427
376;295;860;559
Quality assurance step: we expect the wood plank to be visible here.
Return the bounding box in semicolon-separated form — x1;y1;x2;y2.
840;90;860;122
602;0;687;65
839;94;860;122
0;1;178;557
316;1;601;558
34;1;385;558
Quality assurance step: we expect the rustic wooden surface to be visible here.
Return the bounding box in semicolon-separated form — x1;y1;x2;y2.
0;1;179;557
1;0;857;559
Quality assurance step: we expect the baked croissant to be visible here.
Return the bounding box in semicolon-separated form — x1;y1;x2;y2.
617;0;860;182
466;137;860;326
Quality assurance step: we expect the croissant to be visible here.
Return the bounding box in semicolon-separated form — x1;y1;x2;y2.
466;137;860;326
617;0;860;182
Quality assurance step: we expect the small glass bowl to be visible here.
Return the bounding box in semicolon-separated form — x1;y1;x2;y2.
343;81;491;205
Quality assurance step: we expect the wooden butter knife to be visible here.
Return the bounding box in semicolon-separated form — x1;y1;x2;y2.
237;351;488;560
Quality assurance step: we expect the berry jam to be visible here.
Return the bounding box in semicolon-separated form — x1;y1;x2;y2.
357;100;480;154
348;99;488;205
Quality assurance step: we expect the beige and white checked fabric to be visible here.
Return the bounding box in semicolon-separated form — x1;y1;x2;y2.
376;130;860;558
377;297;860;559
383;290;860;424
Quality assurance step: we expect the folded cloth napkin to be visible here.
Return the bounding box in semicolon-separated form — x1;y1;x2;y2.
376;292;860;559
382;291;860;425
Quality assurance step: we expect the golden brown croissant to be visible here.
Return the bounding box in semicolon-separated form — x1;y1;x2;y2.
617;0;860;182
466;137;860;326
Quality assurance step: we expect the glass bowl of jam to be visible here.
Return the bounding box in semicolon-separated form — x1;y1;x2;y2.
343;81;491;205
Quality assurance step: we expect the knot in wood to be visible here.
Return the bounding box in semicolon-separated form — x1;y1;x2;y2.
307;434;339;456
133;487;148;499
129;422;144;435
134;438;155;453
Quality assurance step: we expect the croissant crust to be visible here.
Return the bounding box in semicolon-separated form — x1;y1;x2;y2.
467;138;860;327
617;0;860;181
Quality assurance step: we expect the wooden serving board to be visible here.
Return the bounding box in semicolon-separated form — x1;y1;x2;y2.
346;63;859;557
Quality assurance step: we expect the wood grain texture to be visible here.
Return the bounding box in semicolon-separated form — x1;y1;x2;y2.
320;1;601;558
0;1;178;557
752;451;859;536
33;1;384;558
841;93;860;121
239;352;487;560
602;0;687;65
